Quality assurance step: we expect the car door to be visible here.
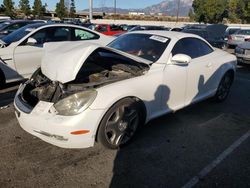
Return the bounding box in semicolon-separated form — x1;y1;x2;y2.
171;38;215;105
14;26;71;78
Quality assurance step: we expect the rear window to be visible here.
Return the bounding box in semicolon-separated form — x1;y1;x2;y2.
237;30;250;35
108;33;170;62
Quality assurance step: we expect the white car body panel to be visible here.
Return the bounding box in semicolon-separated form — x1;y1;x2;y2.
42;42;152;83
14;31;237;149
0;24;114;83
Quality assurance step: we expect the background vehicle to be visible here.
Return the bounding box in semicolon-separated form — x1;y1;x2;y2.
227;29;250;48
129;25;170;32
94;24;126;36
0;20;43;38
119;24;137;31
170;27;183;32
0;23;114;87
182;24;228;49
235;41;250;64
114;25;170;37
15;31;236;149
224;27;241;42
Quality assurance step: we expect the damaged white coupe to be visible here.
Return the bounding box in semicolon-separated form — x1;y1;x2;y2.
14;31;237;149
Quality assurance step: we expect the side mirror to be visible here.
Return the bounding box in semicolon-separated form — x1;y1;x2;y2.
171;54;191;66
26;37;37;45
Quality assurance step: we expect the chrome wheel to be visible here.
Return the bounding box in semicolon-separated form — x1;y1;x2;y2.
105;105;139;146
97;98;143;149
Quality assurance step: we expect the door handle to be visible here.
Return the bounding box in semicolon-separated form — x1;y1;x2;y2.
206;63;212;68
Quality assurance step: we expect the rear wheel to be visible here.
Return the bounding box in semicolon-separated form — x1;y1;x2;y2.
97;98;143;149
214;72;233;102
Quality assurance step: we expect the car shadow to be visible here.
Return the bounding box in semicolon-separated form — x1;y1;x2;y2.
109;61;237;187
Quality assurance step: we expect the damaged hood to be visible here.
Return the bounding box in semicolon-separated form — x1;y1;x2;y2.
41;42;152;83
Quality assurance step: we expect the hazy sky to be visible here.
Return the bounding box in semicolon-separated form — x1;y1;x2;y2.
0;0;164;10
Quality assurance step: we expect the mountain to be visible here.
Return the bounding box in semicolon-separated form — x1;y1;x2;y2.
144;0;193;16
83;0;193;17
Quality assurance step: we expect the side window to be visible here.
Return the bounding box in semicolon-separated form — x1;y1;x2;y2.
27;27;71;45
73;29;99;40
7;23;21;32
110;25;122;31
172;38;213;59
29;29;47;45
197;39;214;56
49;27;71;42
96;25;108;32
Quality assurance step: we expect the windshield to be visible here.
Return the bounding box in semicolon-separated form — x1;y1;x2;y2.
1;23;45;45
108;33;170;62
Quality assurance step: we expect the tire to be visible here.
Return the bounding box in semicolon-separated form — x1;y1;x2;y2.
0;70;5;89
97;98;144;149
214;72;234;102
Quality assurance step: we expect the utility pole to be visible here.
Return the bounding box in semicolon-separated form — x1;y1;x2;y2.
114;0;116;19
176;0;181;22
89;0;93;20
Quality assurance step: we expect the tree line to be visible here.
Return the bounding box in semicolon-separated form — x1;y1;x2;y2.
190;0;250;24
0;0;76;19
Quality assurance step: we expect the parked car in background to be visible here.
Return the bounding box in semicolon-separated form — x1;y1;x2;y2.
227;29;250;48
120;24;137;31
170;27;183;32
0;16;11;21
0;23;114;87
94;24;126;36
235;41;250;64
14;31;236;149
0;20;43;38
224;27;240;42
129;25;170;32
182;24;228;49
114;25;170;37
182;24;207;30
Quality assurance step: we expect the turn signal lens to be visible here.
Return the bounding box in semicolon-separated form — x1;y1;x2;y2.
70;130;90;135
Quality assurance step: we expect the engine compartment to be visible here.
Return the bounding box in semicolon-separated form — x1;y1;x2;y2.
20;49;149;107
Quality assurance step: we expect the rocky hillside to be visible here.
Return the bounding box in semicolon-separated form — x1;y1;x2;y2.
144;0;193;16
84;0;193;17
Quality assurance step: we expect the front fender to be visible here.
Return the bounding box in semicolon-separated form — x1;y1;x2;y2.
90;67;165;121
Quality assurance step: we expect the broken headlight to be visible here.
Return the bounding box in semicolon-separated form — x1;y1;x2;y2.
54;90;97;116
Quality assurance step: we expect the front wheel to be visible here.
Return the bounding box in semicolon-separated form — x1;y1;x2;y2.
97;98;143;149
214;72;233;102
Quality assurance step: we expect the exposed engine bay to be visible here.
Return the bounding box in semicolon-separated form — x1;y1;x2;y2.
20;49;149;107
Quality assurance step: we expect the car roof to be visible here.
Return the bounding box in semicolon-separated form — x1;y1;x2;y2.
125;30;202;40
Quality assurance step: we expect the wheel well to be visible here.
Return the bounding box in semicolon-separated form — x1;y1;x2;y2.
226;69;235;80
95;96;147;142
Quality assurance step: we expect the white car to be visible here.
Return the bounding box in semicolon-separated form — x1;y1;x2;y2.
227;29;250;48
14;31;237;149
0;23;113;87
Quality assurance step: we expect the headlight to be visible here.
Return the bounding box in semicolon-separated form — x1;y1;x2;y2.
54;90;97;116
